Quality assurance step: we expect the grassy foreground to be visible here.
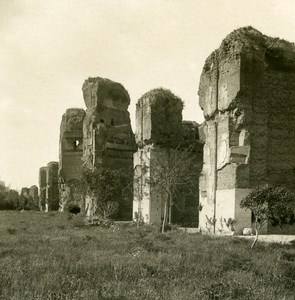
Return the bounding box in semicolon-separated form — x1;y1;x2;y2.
0;211;294;300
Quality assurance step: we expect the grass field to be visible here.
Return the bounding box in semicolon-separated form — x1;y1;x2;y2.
0;211;294;300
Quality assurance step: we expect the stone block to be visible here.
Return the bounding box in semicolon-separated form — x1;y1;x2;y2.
243;228;253;235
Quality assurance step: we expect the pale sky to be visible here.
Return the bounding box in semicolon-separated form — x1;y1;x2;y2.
1;0;295;190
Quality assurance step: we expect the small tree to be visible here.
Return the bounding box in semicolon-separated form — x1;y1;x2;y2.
134;89;202;231
240;185;295;249
96;201;119;219
150;146;200;233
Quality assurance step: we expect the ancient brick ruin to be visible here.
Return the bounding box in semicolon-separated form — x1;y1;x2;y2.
19;186;39;210
29;185;39;209
133;89;203;225
34;27;294;234
20;187;29;209
39;162;59;211
46;162;59;211
59;108;85;211
198;27;295;234
82;77;136;220
39;166;47;211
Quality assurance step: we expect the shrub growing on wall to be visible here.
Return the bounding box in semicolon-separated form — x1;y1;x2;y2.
81;166;131;220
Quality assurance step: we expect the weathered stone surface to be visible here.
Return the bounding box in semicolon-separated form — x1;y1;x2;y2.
20;187;29;208
20;187;38;210
29;185;38;199
198;26;295;234
243;228;253;235
39;166;47;211
59;108;85;211
135;88;183;148
46;161;59;211
82;77;136;220
82;77;130;110
134;89;203;226
29;185;39;209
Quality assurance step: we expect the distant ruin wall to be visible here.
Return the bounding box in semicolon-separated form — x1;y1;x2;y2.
82;77;136;220
46;162;59;211
29;185;39;210
59;108;85;211
29;185;38;200
39;166;47;211
199;27;295;234
20;187;29;210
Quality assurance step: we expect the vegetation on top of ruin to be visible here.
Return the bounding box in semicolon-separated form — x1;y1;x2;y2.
139;88;184;107
82;76;131;107
202;25;295;73
62;108;86;130
65;107;85;114
139;88;184;148
0;211;294;299
47;161;59;167
222;26;295;53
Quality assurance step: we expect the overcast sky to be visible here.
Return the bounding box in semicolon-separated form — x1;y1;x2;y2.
1;0;295;190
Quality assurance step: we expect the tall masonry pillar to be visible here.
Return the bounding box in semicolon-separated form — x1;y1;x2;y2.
198;27;295;234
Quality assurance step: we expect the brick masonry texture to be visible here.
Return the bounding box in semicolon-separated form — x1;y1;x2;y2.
199;27;295;234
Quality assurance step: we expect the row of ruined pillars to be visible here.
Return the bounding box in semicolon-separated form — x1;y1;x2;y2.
37;28;295;236
46;78;202;227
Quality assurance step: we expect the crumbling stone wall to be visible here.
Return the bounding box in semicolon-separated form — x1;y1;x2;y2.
198;27;295;234
82;77;136;220
133;88;203;225
46;161;59;211
39;166;47;211
59;108;85;211
20;187;29;210
29;185;39;210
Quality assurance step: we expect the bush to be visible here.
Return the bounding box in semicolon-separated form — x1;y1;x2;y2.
68;204;81;215
240;185;295;249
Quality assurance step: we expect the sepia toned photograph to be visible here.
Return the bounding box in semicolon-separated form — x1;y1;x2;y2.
0;1;295;299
